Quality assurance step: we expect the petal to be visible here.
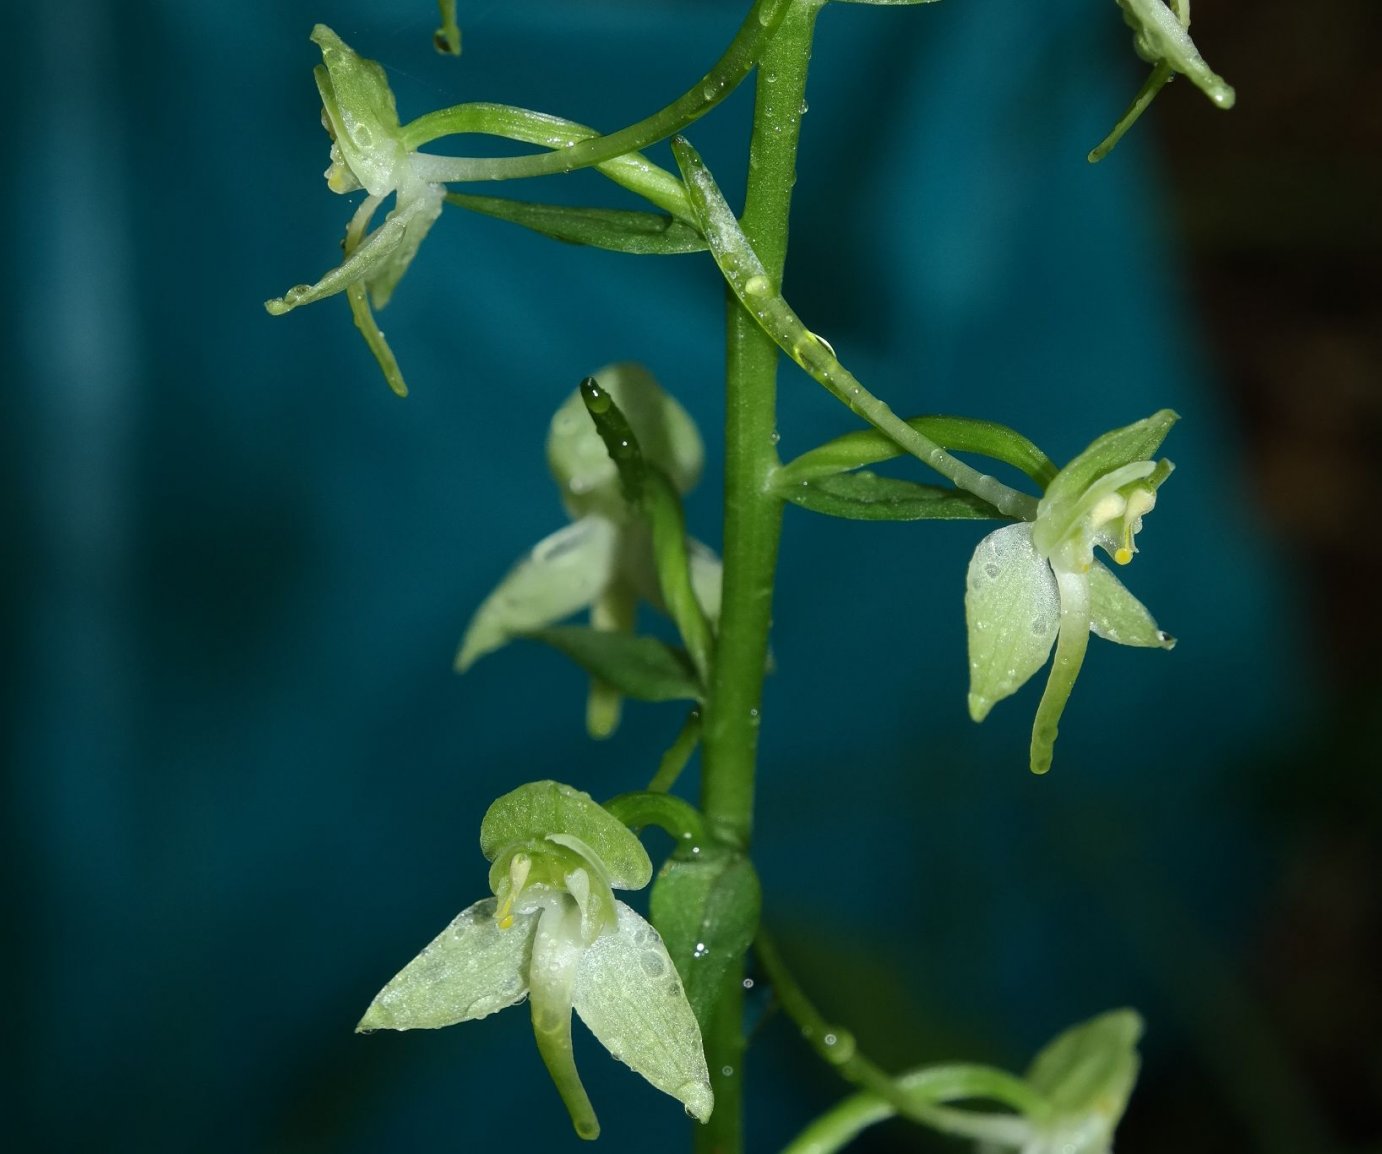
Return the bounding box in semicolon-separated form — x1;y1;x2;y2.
1087;563;1175;649
528;898;601;1139
573;901;714;1122
456;516;619;672
1036;412;1177;541
367;181;445;309
356;897;535;1031
965;523;1060;723
264;194;419;316
687;538;724;626
1028;567;1094;775
480;781;653;891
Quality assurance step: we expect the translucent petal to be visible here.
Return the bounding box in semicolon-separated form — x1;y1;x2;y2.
573;901;714;1122
356;898;535;1031
687;538;724;625
456;516;618;671
1088;563;1175;649
965;524;1060;722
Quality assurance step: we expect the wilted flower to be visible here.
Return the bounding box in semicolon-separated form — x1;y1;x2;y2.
264;25;444;395
358;781;713;1139
965;411;1177;773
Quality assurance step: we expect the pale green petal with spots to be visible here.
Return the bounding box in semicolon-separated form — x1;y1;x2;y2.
965;523;1060;723
456;516;619;671
572;901;714;1123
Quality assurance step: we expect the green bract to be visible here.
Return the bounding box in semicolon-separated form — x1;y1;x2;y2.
358;781;713;1139
965;412;1177;773
264;26;445;396
457;364;721;733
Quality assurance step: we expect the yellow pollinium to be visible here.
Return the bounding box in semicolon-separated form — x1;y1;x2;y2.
1115;487;1158;566
495;853;532;930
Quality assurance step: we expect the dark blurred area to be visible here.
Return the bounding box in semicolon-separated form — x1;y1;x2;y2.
1124;2;1382;1149
6;1;1379;1152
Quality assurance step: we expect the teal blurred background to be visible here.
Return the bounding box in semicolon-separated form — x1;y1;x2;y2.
9;1;1379;1151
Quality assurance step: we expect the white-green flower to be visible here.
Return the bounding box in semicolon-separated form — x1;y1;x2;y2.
965;411;1177;773
976;1010;1143;1154
264;25;444;396
456;363;722;735
358;781;713;1139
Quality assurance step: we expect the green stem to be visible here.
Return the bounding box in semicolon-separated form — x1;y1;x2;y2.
647;709;702;793
402;0;794;183
695;5;825;1151
404;104;693;219
602;790;707;846
672;139;1036;522
757;932;1045;1149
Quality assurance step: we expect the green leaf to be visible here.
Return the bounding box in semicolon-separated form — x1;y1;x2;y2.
356;897;535;1031
1088;562;1175;649
573;900;714;1122
456;516;618;672
649;848;761;1033
965;524;1060;723
479;781;652;889
784;472;1004;522
445;193;705;255
779;415;1057;489
525;626;704;703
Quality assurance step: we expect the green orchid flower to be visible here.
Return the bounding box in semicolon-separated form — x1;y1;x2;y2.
965;411;1178;773
358;781;714;1139
976;1011;1143;1154
264;25;444;396
456;363;722;736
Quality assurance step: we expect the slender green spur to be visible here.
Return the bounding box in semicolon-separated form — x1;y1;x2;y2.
357;781;713;1139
